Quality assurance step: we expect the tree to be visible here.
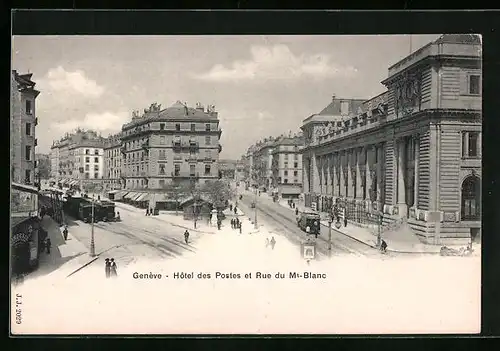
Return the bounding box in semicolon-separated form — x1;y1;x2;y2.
200;180;236;210
163;182;189;215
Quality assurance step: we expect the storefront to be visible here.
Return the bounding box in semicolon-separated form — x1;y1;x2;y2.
11;183;41;275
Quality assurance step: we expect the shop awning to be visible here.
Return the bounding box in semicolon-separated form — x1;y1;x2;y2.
108;190;120;195
125;192;138;199
131;192;144;201
136;193;151;202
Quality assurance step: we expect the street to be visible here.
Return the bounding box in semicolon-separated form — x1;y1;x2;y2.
236;187;387;258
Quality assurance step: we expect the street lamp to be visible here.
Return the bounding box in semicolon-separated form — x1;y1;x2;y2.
327;215;333;257
254;187;258;229
90;194;96;257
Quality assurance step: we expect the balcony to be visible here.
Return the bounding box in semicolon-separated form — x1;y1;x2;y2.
188;141;199;150
171;171;200;179
142;140;150;150
120;146;127;154
172;141;182;150
34;117;38;126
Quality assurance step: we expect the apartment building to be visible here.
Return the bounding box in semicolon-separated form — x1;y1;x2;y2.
271;135;304;199
103;133;123;190
11;70;40;185
120;101;222;190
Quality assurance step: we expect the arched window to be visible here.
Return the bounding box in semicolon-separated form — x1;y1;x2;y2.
461;175;481;221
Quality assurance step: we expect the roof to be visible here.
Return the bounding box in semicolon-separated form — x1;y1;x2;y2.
434;34;481;45
157;102;217;120
318;98;366;116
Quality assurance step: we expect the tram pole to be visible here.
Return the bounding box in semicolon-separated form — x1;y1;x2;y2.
328;216;332;257
254;187;258;229
90;194;96;257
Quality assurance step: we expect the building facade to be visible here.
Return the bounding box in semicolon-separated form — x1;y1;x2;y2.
271;135;304;198
103;133;123;190
301;34;482;245
50;129;105;188
11;71;40;185
120;102;222;190
251;138;276;191
49;146;59;180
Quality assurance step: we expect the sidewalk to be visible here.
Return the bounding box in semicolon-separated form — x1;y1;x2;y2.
27;216;94;281
267;194;465;254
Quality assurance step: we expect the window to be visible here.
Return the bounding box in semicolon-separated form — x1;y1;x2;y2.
284;179;288;184
284;162;288;168
294;171;298;176
160;136;166;145
469;75;480;95
284;154;289;160
159;179;165;188
462;131;480;158
94;165;99;171
189;148;196;156
85;149;90;155
205;123;211;131
25;123;31;136
205;150;211;159
284;170;288;176
94;173;99;179
94;149;99;155
85;164;89;171
94;157;99;163
190;164;196;176
159;164;165;175
205;136;211;145
174;164;180;175
174;136;181;144
294;162;298;168
85;172;90;179
26;100;32;115
461;176;480;221
175;123;181;131
294;154;298;160
25;145;31;161
205;164;211;175
160;123;165;130
191;123;196;132
25;169;31;183
159;149;166;160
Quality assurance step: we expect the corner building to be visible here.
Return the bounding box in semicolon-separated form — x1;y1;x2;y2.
121;102;222;189
301;34;481;245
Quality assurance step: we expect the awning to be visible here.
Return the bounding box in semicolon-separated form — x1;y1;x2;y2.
136;193;151;202
131;192;144;201
125;192;138;199
153;193;170;202
108;190;120;195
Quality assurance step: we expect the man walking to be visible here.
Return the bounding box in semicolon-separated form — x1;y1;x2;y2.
270;236;276;250
184;230;190;244
45;238;52;254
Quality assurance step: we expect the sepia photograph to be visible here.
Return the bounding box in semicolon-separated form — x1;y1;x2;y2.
10;33;482;335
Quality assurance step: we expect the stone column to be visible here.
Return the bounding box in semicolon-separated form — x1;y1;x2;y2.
356;147;363;200
347;150;353;199
463;132;469;157
397;138;407;217
303;156;310;194
413;135;420;211
365;146;372;201
339;152;345;197
376;144;383;204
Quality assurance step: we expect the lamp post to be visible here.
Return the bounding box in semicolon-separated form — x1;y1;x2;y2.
328;215;333;257
254;187;258;229
90;194;96;257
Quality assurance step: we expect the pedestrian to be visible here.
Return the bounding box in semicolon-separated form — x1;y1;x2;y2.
146;208;149;216
46;238;51;254
105;258;111;278
295;208;299;216
239;221;242;234
63;225;68;240
380;239;388;253
184;230;190;244
217;220;221;230
229;204;233;212
231;218;235;229
234;207;237;215
270;236;276;250
110;258;118;277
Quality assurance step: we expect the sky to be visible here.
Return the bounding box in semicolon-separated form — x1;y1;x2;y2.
12;35;441;159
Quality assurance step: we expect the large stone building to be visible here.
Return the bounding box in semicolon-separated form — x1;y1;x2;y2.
50;129;105;188
301;34;481;245
251;138;277;191
11;70;40;185
271;135;304;199
120;101;222;190
103;132;123;190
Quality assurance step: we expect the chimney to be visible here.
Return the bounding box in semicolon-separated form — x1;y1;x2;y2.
332;94;336;102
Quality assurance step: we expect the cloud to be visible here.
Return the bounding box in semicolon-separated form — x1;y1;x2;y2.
40;66;105;98
54;111;129;134
191;44;358;82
